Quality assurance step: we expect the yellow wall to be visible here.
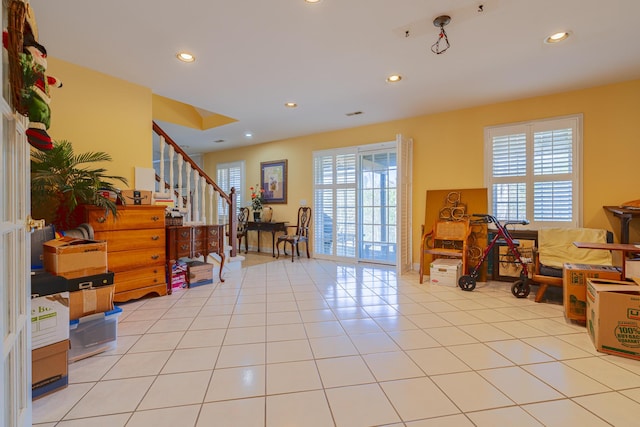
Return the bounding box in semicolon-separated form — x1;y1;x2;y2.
42;56;640;262
205;79;640;262
46;57;153;186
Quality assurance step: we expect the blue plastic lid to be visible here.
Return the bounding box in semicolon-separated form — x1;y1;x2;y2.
69;305;123;326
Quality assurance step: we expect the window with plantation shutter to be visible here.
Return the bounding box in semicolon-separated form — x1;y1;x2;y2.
216;161;245;224
485;115;582;228
313;150;357;257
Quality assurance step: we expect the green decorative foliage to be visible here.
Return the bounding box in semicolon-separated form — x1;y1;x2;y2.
30;140;129;230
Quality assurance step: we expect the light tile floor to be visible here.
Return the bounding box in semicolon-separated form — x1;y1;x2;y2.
33;255;640;426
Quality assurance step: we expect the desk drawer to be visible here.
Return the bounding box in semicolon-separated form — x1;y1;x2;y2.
108;248;165;272
94;229;165;252
86;206;166;231
167;226;192;242
114;266;166;293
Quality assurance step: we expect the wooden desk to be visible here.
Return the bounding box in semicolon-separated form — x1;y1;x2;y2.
166;225;225;288
603;206;640;244
573;241;640;279
247;221;287;256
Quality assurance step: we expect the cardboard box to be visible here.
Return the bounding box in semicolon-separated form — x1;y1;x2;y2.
31;292;70;349
69;307;122;363
32;339;70;400
187;260;213;285
586;278;640;360
121;189;152;205
626;258;640;280
430;258;462;286
563;263;622;322
43;237;107;279
69;284;115;321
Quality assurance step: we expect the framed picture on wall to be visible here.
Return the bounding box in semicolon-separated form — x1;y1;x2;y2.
261;159;287;204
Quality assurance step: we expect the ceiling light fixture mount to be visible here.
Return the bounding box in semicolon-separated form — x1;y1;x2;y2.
386;74;402;83
176;52;195;63
544;31;571;44
431;15;451;55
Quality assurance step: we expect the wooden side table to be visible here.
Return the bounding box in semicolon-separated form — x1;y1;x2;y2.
603;206;640;244
166;225;225;290
573;241;640;279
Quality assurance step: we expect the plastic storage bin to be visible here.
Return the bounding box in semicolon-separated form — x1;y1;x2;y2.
68;306;122;363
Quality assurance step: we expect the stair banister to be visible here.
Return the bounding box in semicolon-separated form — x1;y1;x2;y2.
153;121;237;257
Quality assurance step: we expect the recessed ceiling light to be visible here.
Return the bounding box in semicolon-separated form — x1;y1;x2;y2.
544;31;571;44
176;51;195;62
386;74;402;83
244;132;253;138
305;0;321;3
285;102;298;108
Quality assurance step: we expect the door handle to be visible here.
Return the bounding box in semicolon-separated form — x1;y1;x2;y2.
26;215;45;232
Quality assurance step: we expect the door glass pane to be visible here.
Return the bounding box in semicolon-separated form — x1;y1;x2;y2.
4;354;12;427
2;116;9;221
2;233;9;339
313;189;334;255
359;151;396;264
336;188;355;257
2;7;8;103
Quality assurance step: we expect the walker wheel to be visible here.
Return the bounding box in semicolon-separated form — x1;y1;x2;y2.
511;280;530;298
458;275;476;291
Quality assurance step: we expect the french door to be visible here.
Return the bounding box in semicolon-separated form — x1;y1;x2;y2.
313;135;412;272
1;3;32;425
1;76;32;426
359;149;397;264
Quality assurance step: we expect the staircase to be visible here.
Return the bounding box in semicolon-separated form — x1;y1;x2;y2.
152;122;244;275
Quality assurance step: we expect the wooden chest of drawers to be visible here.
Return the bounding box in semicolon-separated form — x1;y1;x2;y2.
83;205;167;302
166;225;225;285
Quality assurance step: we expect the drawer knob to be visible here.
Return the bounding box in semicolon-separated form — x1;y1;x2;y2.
151;254;159;260
153;269;158;273
151;216;160;221
97;216;106;223
151;235;160;240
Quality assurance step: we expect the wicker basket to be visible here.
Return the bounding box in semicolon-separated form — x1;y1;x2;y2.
165;216;183;226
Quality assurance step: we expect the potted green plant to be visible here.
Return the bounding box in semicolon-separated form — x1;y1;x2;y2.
30;140;129;230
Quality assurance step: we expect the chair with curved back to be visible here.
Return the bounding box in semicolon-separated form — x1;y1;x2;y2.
227;207;250;254
277;207;312;262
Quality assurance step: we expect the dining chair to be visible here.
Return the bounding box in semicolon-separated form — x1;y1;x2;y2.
276;206;311;262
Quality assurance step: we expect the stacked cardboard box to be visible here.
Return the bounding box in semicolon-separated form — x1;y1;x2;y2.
43;237;107;279
587;278;640;360
187;260;214;287
31;281;70;400
563;263;621;322
38;237;118;366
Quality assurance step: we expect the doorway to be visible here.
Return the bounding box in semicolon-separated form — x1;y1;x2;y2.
313;135;412;270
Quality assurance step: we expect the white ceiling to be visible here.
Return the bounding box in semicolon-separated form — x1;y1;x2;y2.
31;0;640;155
